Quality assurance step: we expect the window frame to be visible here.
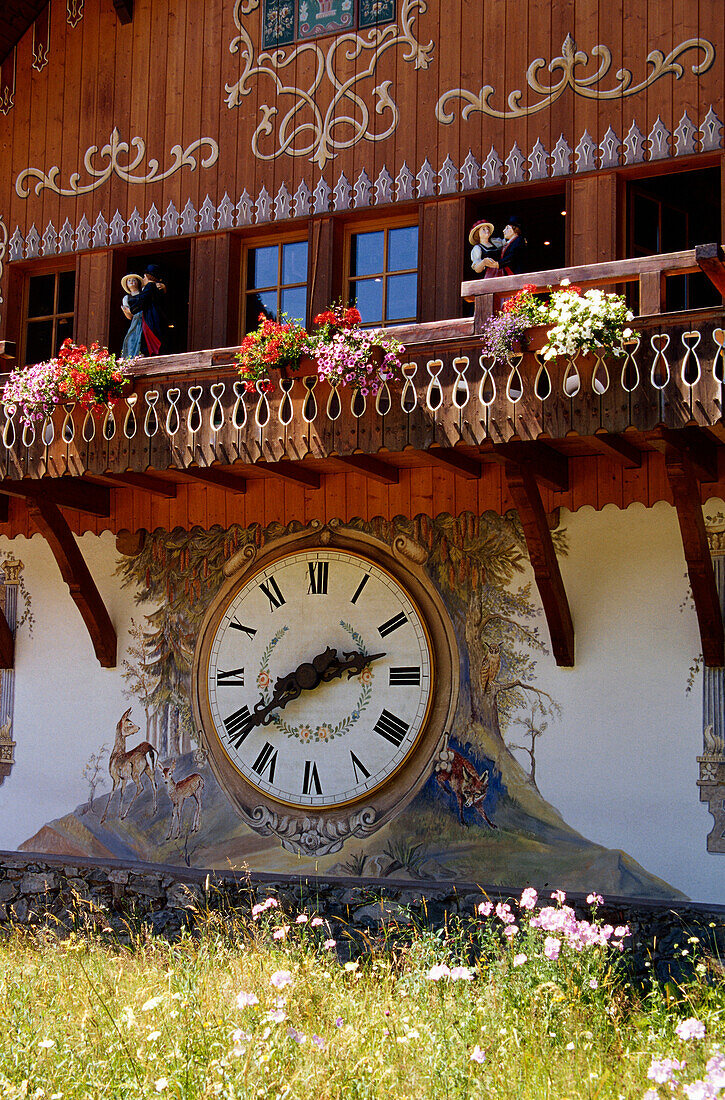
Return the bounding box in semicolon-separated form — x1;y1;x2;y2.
20;262;77;367
241;233;310;336
344;216;420;328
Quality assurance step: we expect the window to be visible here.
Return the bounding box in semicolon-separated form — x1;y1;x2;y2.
347;223;418;326
23;269;75;365
244;239;308;332
263;0;396;47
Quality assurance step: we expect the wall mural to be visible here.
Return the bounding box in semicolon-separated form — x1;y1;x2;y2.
225;0;434;169
17;513;682;899
700;516;725;852
0;556;31;788
15;128;220;199
436;33;716;125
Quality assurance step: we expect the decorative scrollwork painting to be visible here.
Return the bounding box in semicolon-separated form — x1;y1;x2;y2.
15;128;220;199
436;33;715;124
225;0;433;169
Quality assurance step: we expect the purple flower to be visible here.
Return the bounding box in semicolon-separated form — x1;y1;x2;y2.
312;1034;325;1050
287;1026;306;1044
647;1057;683;1085
334;1017;344;1028
544;937;560;961
676;1018;706;1041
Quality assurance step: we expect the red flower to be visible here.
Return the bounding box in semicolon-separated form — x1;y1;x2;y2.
344;307;361;325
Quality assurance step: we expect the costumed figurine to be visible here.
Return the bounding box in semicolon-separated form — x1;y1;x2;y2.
120;273;144;358
484;216;528;276
126;264;168;356
469;219;503;276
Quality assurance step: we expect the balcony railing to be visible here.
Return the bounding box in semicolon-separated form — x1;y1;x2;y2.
0;247;723;483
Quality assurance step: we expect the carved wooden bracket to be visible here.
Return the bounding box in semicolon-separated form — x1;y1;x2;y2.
28;497;117;668
665;449;724;667
113;0;133;23
0;607;13;669
505;462;575;667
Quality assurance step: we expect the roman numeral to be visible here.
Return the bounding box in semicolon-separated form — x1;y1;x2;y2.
229;620;257;640
217;667;245;686
389;666;421;686
307;560;329;595
259;576;285;612
378;611;407;638
350;751;371;785
302;760;322;796
374;709;409;747
252;742;277;785
351;573;370;605
224;705;254;748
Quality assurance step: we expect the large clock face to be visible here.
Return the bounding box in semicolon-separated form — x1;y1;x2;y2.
202;549;434;809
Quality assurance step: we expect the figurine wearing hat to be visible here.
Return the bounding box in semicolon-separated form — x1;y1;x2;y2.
125;264;168;356
483;216;528;276
469;219;503;276
120;273;144;358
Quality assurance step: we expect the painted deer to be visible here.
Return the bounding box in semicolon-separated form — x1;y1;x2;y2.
100;708;158;823
435;747;497;829
160;760;204;840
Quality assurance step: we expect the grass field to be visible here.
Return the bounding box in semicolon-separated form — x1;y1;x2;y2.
0;888;723;1099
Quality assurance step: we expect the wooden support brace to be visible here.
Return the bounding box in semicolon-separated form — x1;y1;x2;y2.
695;243;725;299
424;447;482;480
336;454;399;484
650;427;719;484
505;462;575;667
256;461;321;489
0;608;14;669
28;497;117;668
665;450;724;668
178;467;247;494
113;0;133;23
591;431;642;468
101;472;177;498
490;441;569;492
0;478;111;516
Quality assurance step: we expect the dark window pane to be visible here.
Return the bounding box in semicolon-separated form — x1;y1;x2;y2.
351;231;384;277
27;274;55;318
280;286;307;324
247;246;278;290
246;290;277;332
632;195;659;254
662;205;688;251
55;316;73;353
359;0;396;26
282;241;308;285
57;271;76;315
26;319;53;364
388;226;418;271
386;272;417;321
351;278;383;325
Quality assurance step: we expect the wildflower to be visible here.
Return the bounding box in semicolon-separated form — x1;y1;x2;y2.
589;979;599;989
648;1057;683;1085
706;1054;725;1088
676;1018;706;1041
323;938;337;950
519;887;538;909
251;903;265;918
470;1045;486;1064
312;1034;325;1050
614;924;630;938
146;1031;161;1042
236;991;259;1009
270;970;294;989
683;1082;715;1100
513;953;527;967
566;1042;575;1050
551;890;566;904
231;1029;252;1056
154;1080;169;1093
476;901;493;917
310;916;324;927
344;961;359;972
503;924;519;939
295;914;309;924
268;1008;287;1023
586;893;604;905
273;926;290;940
334;1017;344;1028
643;1092;660;1100
449;966;474;981
38;1039;55;1049
495;902;515;924
544;937;561;961
287;1027;306;1044
142;995;164;1012
426;963;451;981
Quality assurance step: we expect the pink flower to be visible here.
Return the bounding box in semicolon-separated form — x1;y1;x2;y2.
589;979;598;989
586;893;604;905
267;1008;287;1023
273;926;290;940
470;1045;486;1064
648;1057;683;1085
312;1034;325;1050
323;939;337;950
426;964;451;981
503;925;519;940
287;1026;306;1044
676;1018;706;1041
551;890;566;904
251;903;265;918
683;1082;713;1100
519;887;538;910
310;917;324;927
270;970;293;990
476;901;493;917
614;924;630;938
495;902;515;924
449;966;474;981
235;991;259;1009
544;937;561;961
295;914;309;925
513;953;527;967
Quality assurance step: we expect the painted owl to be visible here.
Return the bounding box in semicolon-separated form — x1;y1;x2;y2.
479;643;501;693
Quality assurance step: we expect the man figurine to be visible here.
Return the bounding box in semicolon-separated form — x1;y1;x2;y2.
126;264;168;356
482;217;528;276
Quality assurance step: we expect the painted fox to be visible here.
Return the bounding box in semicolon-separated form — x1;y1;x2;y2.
435;747;497;828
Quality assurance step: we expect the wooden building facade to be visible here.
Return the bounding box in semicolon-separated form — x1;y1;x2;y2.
0;0;723;902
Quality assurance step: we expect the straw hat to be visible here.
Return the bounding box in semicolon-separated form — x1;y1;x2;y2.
468;220;495;245
121;273;142;294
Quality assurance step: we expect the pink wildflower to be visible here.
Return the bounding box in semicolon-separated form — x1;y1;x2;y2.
544;937;561;961
586;893;604;905
270;970;293;990
495;902;515;924
310;917;324;927
323;939;337;950
235;991;259;1009
614;924;630;938
551;890;566;904
312;1034;325;1050
272;926;290;940
449;966;474;981
503;924;519;939
676;1018;706;1041
426;964;451;981
476;901;493;917
295;914;309;925
648;1057;683;1085
513;953;527;967
267;1008;287;1023
519;887;538;910
470;1045;486;1064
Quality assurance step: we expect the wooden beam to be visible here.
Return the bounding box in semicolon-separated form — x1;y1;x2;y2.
591;431;642;468
0;479;111;516
650;427;719;483
695;242;725;298
28;497;116;667
256;461;321;490
505;462;575;667
113;0;133;23
0;608;13;669
99;472;177;498
490;441;569;492
424;447;482;480
177;467;247;494
665;450;724;667
336;454;399;484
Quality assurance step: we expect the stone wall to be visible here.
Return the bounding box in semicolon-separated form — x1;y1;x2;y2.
1;852;723;981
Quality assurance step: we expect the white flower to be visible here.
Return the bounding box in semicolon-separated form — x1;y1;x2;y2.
142;996;164;1012
38;1039;55;1049
154;1079;168;1092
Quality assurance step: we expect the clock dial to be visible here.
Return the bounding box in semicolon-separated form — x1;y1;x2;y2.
203;549;434;809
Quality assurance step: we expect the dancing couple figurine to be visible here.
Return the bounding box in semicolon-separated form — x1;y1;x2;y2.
121;264;168;357
469;216;527;277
